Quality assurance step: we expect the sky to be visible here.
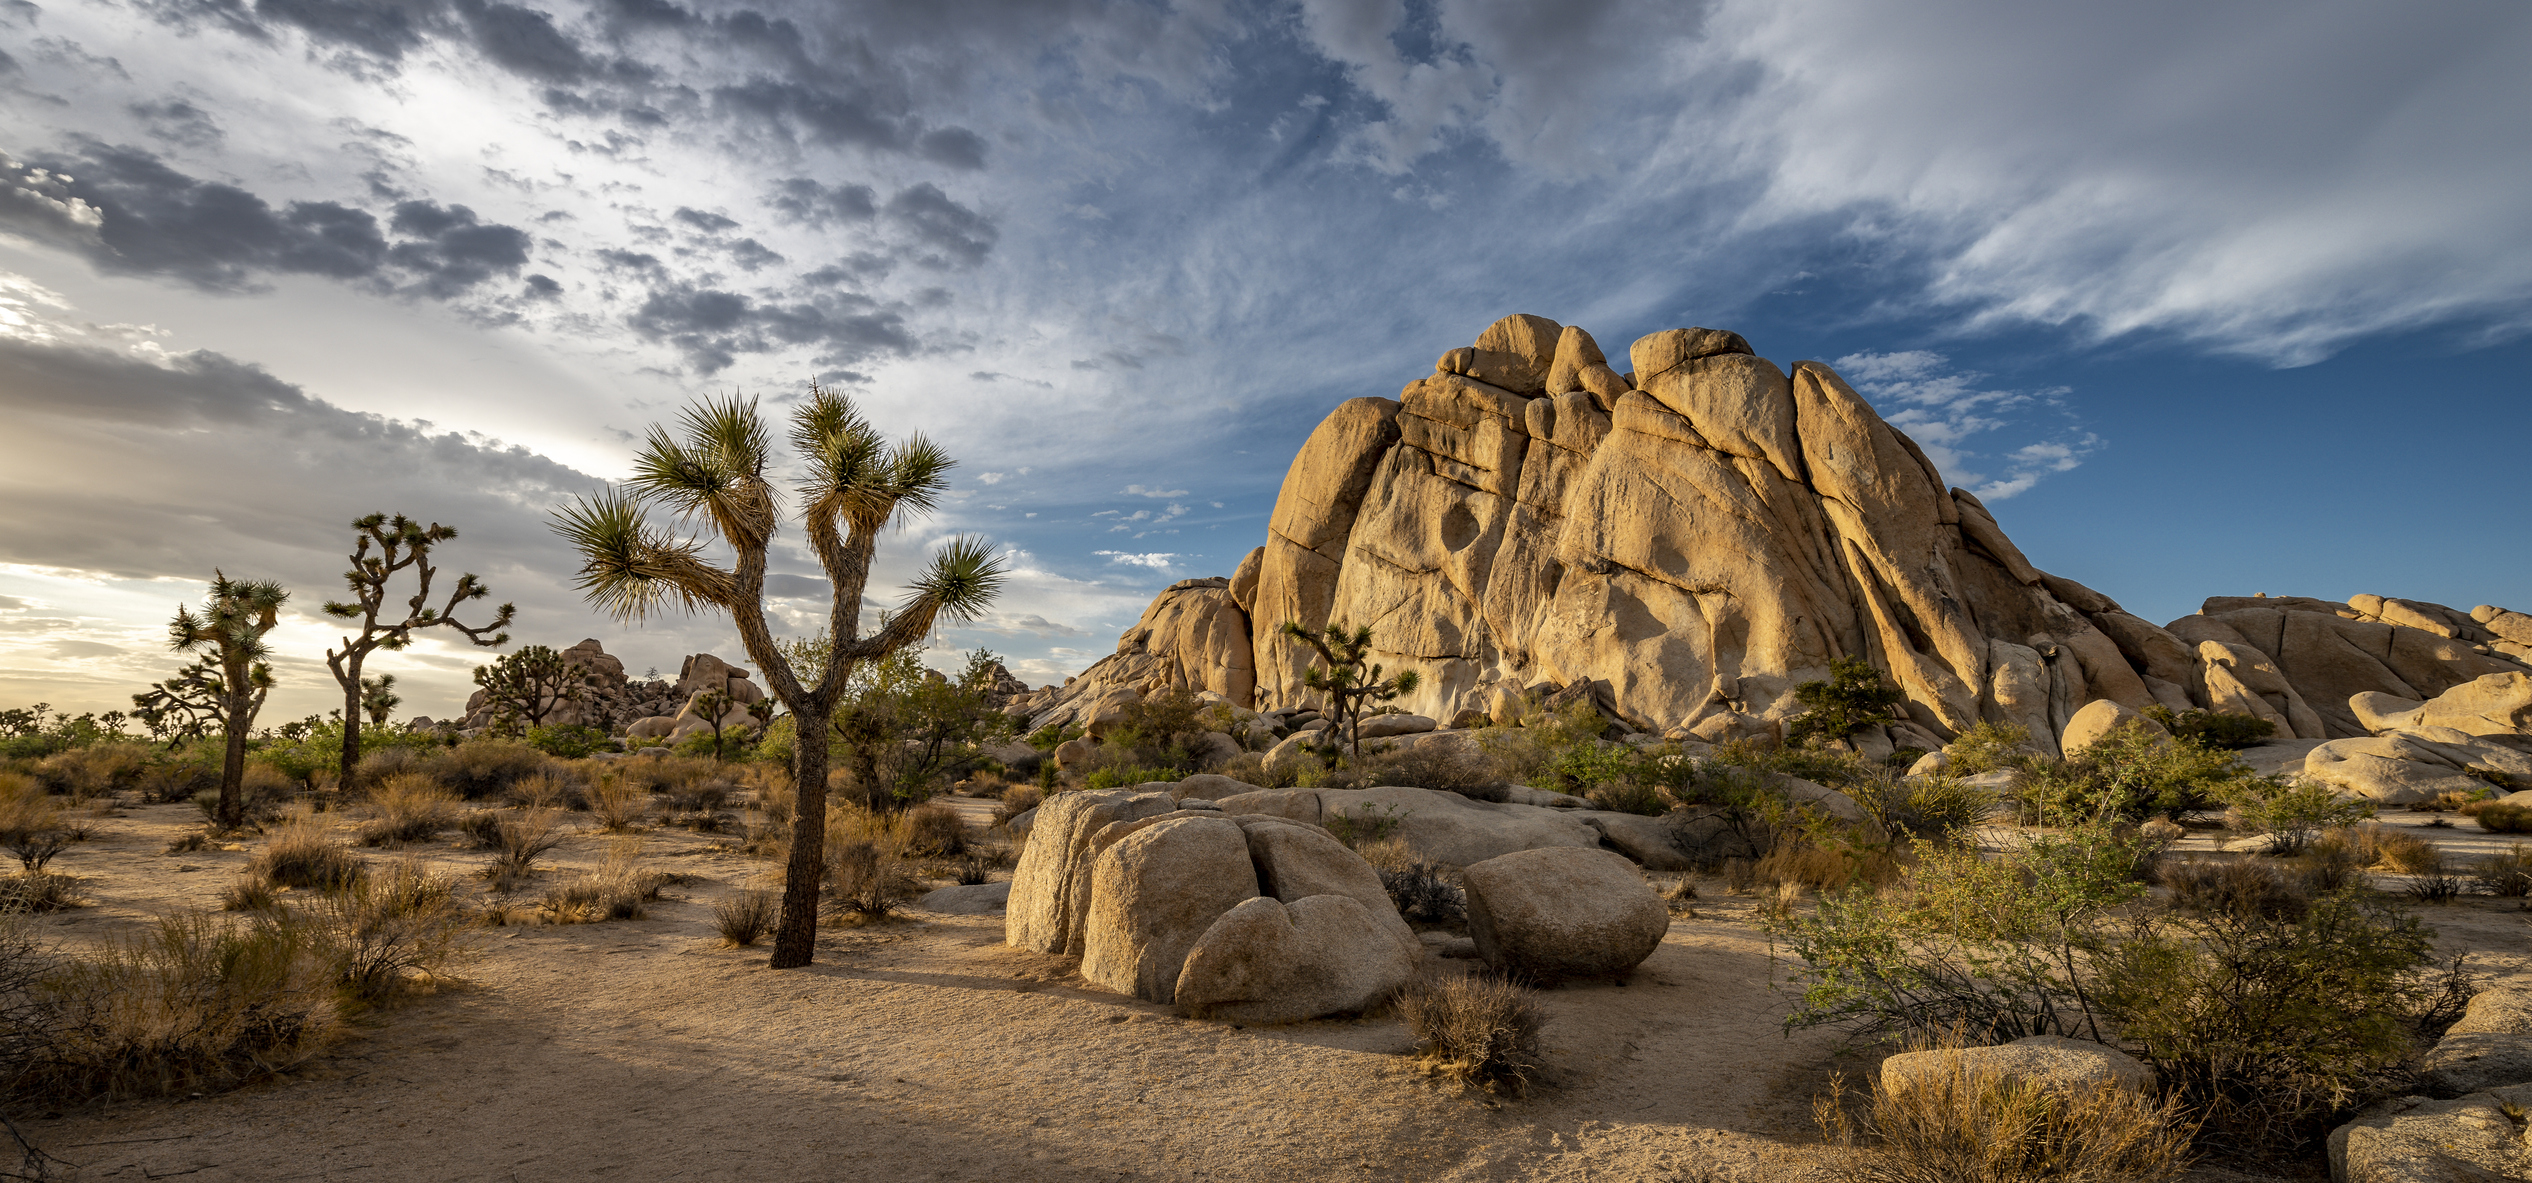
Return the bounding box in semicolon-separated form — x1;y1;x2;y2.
1;0;2528;723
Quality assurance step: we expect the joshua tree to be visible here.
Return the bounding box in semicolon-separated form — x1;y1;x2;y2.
690;686;735;760
1280;620;1422;760
131;658;234;746
322;514;512;785
553;389;1004;969
163;573;288;830
360;674;402;728
473;644;580;735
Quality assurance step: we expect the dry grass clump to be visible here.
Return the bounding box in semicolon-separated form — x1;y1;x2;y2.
424;740;548;800
35;741;153;802
2476;802;2532;834
542;842;667;923
824;839;917;920
586;774;650;833
479;808;564;893
2310;823;2444;873
2474;843;2532;898
247;818;368;892
357;774;458;847
897;801;968;857
713;888;780;947
0;775;76;911
1397;972;1547;1095
504;772;577;811
1357;838;1466;928
1813;1049;2194;1183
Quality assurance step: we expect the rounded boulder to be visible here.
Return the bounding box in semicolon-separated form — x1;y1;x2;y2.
1461;847;1665;981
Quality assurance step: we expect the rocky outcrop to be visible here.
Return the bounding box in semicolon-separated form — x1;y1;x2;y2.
459;638;683;733
1014;315;2532;771
1462;847;1666;981
1879;1035;2154;1097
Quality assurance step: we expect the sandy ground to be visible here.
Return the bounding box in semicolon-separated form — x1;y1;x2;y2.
12;796;2530;1183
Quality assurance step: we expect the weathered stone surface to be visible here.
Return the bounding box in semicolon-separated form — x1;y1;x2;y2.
1463;847;1666;980
2198;640;2326;740
1573;810;1694;871
1242;819;1407;940
1880;1035;2154;1097
1080;816;1261;1004
1005;789;1178;955
1214;788;1323;824
2450;986;2532;1036
1315;786;1603;867
1172;773;1263;802
1355;713;1436;738
1173;894;1420;1024
2302;743;2484;805
2329;1084;2532;1183
2418;1032;2532;1098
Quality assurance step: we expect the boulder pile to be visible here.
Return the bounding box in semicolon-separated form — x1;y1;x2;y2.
2332;987;2532;1182
1007;314;2531;804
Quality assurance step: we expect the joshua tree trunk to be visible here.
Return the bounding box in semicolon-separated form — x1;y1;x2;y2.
772;709;831;968
218;677;252;830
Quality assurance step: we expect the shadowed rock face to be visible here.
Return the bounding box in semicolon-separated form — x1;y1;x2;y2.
1012;315;2532;753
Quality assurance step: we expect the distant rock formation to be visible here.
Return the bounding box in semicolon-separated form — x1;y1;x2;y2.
457;640;766;740
1020;314;2532;765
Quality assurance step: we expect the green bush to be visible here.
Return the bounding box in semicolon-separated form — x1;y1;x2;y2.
1080;764;1183;792
1785;656;1904;748
2140;705;2277;751
2475;802;2532;833
1848;769;1992;841
1943;721;2037;775
2097;892;2458;1155
2220;777;2372;855
526;724;611;759
2012;723;2260;825
424;740;548;800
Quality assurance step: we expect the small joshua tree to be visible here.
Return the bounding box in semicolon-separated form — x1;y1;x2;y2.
131;660;228;746
690;687;735;760
160;573;288;830
473;644;581;736
360;674;402;728
1280;620;1422;760
323;514;512;785
552;389;1004;969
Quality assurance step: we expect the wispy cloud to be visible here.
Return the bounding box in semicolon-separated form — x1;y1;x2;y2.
1833;350;2099;501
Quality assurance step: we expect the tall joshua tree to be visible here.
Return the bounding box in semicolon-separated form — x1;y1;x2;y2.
322;514;512;785
1280;620;1422;760
472;644;581;735
167;573;289;830
554;389;1004;969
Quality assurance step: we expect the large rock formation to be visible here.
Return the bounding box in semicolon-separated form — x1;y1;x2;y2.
1019;315;2532;762
458;639;684;733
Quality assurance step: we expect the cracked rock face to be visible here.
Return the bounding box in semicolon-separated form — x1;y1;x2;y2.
1020;315;2532;754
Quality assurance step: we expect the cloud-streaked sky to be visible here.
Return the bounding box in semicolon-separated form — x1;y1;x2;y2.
2;0;2528;721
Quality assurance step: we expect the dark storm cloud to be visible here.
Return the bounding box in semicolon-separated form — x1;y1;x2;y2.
708;77;987;168
671;207;738;233
882;182;994;267
628;282;915;373
764;178;875;227
0;145;531;297
128;98;225;147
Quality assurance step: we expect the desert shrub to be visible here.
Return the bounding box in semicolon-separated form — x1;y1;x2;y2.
1813;1045;2195;1183
617;755;715;797
352;744;427;788
2348;824;2441;874
898;802;968;857
357;773;457;847
220;877;277;911
456;809;504;849
424;740;548;800
1582;779;1668;816
1079;764;1182;792
1323;802;1405;848
0;776;68;873
1343;739;1508;802
137;752;223;804
1776;821;2155;1043
2219;777;2372;856
2405;869;2464;905
1943;722;2037;776
2139;705;2277;750
1025;722;1084;752
1466;701;1607;787
660;775;732;814
2096;891;2456;1155
993;785;1042;827
586;775;650;832
2011;723;2258;825
164;832;211;856
1849;769;1991;842
504;771;578;811
2475;802;2532;833
305;860;468;1004
1711;738;1879;788
1211;749;1305;789
34;910;337;1102
1381;862;1465;929
2156;859;2314;922
1786;657;1905;748
0;871;79;913
35;741;154;801
247;819;367;892
542;842;665;923
1396;972;1546;1094
713;889;779;947
823;839;917;919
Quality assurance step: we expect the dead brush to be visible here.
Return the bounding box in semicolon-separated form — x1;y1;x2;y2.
898;801;969;857
1812;1045;2195;1183
504;772;576;811
823;839;917;920
542;841;667;923
2473;844;2532;898
304;860;470;1004
585;774;650;833
34;909;339;1102
713;888;780;947
1396;971;1548;1095
480;808;563;893
247;818;367;892
357;774;458;847
164;832;211;855
2318;823;2441;874
2156;859;2313;922
992;785;1042;827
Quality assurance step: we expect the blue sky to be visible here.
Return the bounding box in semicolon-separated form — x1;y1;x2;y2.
0;0;2527;721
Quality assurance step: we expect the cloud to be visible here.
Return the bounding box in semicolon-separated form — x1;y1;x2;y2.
766;178;877;227
1834;349;2098;500
1092;551;1176;570
1120;484;1187;498
762;573;830;601
626;282;917;374
883;183;995;268
128;98;224;148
